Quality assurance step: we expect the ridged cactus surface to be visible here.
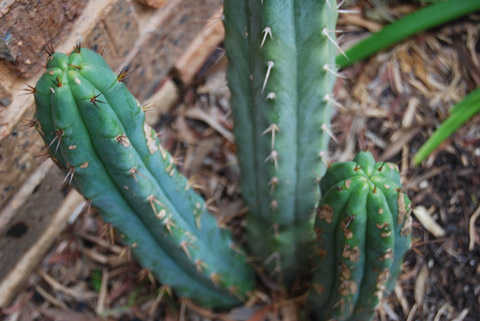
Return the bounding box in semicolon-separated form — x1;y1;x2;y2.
309;152;412;321
223;0;339;285
33;47;255;308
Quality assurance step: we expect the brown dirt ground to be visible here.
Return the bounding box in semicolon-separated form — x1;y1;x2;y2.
2;2;480;321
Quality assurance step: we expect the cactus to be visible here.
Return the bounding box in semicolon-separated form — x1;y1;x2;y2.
223;0;339;286
33;46;255;309
309;151;412;321
31;1;416;317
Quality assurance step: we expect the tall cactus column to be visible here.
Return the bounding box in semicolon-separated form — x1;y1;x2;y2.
224;1;339;286
33;46;255;308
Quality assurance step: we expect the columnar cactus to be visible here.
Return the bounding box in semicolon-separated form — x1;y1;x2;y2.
33;46;255;308
223;0;339;286
32;1;414;317
309;151;412;321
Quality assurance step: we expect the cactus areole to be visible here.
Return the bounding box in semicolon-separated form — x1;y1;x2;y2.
309;152;412;321
33;46;255;309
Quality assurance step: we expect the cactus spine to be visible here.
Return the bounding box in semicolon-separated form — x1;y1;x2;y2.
223;0;339;285
309;151;412;320
33;47;255;308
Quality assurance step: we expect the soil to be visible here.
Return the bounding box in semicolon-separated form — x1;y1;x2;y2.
1;2;479;321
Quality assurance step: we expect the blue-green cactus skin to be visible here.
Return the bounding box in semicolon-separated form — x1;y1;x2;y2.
223;0;339;286
33;48;255;309
309;152;412;321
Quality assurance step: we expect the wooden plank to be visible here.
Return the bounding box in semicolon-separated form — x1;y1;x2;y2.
124;0;223;100
173;6;225;85
0;0;88;78
0;165;84;308
0;160;53;230
0;108;47;210
0;164;67;283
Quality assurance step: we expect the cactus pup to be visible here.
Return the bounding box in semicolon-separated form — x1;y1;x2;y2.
309;151;412;320
224;0;339;286
33;45;255;308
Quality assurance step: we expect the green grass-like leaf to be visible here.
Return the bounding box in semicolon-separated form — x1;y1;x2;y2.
336;0;480;68
413;88;480;165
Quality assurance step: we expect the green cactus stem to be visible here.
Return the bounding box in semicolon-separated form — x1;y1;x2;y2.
33;46;255;308
223;0;339;286
309;151;412;321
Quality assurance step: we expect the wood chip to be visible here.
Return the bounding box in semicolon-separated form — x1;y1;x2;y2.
395;284;410;316
33;285;70;311
397;47;413;74
412;206;446;238
38;270;97;301
402;97;419;128
173;7;225;85
96;268;109;315
381;302;400;321
185;106;234;142
405;166;447;190
40;308;102;321
379;128;419;161
414;265;428;307
406;303;418;321
339;11;383;33
452;308;470;321
468;204;480;251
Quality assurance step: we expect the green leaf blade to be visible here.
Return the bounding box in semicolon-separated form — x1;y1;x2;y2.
414;87;480;165
336;0;480;68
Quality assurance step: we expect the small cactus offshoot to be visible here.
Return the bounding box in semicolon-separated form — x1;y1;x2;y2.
33;46;255;309
309;151;412;321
